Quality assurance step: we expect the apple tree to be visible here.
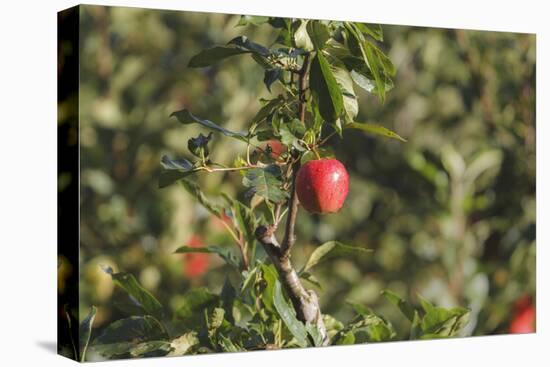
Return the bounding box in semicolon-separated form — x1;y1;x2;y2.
79;17;471;359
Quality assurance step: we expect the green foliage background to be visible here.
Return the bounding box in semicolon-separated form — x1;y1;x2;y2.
68;5;535;346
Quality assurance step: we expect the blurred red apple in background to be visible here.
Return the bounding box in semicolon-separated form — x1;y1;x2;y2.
296;158;349;214
509;295;535;334
183;235;209;278
263;140;286;159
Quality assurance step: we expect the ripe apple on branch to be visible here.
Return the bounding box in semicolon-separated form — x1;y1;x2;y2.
74;16;480;360
159;18;408;344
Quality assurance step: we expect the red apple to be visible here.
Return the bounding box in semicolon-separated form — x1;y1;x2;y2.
509;295;535;334
183;235;209;278
296;158;349;214
264;140;286;159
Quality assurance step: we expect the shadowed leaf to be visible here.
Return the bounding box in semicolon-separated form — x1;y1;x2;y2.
242;165;287;203
310;51;344;122
188;47;248;67
171;109;247;140
103;268;164;319
382;290;416;322
273;280;309;347
94;316;167;345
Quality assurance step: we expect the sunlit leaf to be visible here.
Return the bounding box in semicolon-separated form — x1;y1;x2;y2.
306;21;330;49
79;306;97;362
345;122;406;142
294;20;314;51
302;241;371;273
168;332;198;357
91;340;172;359
354;23;384;41
236;15;270;27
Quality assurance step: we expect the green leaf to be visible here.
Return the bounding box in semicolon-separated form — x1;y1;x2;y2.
104;268;164;319
273;280;309;348
242;165;288;203
302;241;371;273
240;267;258;295
179;179;222;217
323;314;345;340
170;109;247;140
345;122;406;142
342;314;396;343
259;263;278;312
228;36;270;57
294;20;314;51
354;23;384;41
421;306;470;337
233;200;256;258
299;271;322;289
207;308;226;337
344;23;392;101
363;41;385;101
79;306;97;362
263;68;282;92
306;21;330;49
332;67;358;121
218;334;244;352
175;288;220;320
91;341;172;359
159;171;194;189
381;290;416;322
410;310;422;340
252;96;285;124
174;245;241;269
350;69;375;92
347;302;373;317
188;47;248;67
305;322;324;347
279;118;306;150
310;51;344;122
236;15;270;27
94;316;167;345
335;331;355;345
418;294;435;313
187;132;213;159
168;332;199;356
159;155;198;188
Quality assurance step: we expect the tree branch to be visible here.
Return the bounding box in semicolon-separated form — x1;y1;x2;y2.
281;53;309;256
255;226;327;343
255;53;328;345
